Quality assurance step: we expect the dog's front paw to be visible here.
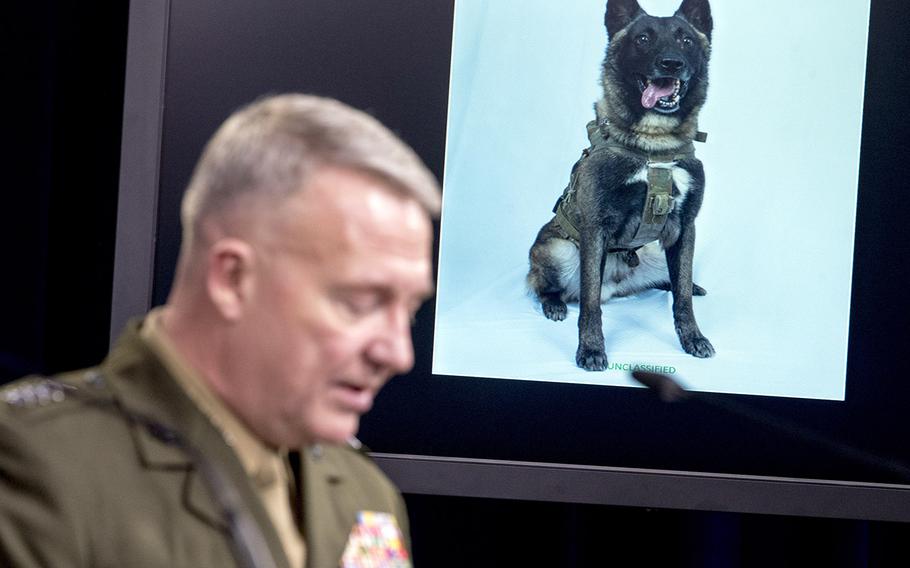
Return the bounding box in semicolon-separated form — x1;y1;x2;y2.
681;334;715;358
541;298;568;321
576;346;607;371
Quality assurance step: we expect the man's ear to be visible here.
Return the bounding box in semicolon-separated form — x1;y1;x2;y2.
206;238;256;321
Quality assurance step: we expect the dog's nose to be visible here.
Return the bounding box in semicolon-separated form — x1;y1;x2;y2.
657;58;685;73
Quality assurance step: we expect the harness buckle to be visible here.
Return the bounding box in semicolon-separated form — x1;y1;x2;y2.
651;193;674;216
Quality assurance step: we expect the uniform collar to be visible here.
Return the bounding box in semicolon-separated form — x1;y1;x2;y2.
140;308;287;489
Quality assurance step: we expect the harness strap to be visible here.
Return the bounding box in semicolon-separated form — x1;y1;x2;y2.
627;162;675;248
554;182;582;243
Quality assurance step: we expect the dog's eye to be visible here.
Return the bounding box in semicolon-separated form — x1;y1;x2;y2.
635;33;650;45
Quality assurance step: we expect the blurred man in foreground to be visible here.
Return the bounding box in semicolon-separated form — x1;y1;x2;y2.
0;94;440;568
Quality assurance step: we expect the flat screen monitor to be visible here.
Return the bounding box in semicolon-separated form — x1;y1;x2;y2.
114;0;910;521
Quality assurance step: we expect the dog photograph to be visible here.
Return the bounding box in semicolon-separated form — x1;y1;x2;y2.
433;0;870;399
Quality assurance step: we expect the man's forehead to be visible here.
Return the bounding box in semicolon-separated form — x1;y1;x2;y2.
329;169;423;217
301;168;420;215
267;169;433;257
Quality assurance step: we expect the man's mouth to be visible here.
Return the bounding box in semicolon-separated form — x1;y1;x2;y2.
637;76;684;113
334;381;376;413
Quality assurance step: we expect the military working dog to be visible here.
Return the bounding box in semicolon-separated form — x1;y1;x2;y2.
527;0;715;371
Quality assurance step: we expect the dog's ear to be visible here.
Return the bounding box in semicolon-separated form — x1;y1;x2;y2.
605;0;644;38
675;0;713;41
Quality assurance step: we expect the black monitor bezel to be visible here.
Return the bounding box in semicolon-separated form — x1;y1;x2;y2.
112;0;910;521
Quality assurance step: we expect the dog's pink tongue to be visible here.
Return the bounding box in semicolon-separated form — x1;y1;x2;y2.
641;82;675;109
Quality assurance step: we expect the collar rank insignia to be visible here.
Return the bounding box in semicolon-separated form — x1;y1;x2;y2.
341;511;411;568
2;379;68;408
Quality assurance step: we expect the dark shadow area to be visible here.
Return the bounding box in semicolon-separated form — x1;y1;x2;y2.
407;493;910;567
1;2;128;383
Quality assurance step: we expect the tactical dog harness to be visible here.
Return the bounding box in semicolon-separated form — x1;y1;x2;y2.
552;119;706;262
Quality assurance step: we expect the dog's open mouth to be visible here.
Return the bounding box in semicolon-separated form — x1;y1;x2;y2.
637;76;683;113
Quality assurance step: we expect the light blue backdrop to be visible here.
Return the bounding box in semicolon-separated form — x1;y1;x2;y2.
433;0;871;400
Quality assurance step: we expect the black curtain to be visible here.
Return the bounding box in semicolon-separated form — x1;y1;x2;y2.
1;2;126;382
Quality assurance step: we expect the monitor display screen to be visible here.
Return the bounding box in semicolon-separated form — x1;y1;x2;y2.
434;0;869;401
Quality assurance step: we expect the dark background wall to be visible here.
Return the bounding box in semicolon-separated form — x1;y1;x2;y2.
3;2;909;566
3;3;127;381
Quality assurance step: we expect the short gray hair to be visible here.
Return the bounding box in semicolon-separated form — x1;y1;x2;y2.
180;94;441;249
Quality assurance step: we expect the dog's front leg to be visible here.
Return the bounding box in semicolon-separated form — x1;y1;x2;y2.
576;227;608;370
666;224;714;357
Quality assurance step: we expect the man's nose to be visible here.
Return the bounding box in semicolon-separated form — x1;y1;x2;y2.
369;306;415;375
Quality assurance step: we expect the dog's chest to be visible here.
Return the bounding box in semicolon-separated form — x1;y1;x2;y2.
624;163;693;201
